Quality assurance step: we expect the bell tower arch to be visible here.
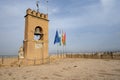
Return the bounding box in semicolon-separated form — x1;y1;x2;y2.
34;26;43;40
23;8;49;63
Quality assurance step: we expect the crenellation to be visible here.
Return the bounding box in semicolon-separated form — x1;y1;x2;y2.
26;8;48;20
32;10;37;16
36;12;40;17
26;8;32;15
44;14;47;19
40;13;44;18
43;14;48;19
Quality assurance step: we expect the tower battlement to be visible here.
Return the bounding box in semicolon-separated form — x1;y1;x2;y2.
25;8;48;20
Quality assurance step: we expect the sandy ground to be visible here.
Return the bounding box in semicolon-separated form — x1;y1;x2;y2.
0;58;120;80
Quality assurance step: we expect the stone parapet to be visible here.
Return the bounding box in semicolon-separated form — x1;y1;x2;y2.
25;8;48;20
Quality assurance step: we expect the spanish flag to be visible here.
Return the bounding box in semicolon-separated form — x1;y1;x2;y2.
62;32;66;46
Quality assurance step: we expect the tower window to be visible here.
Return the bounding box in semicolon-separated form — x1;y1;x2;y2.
34;26;43;40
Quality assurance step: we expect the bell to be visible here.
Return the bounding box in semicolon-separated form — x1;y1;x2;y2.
34;28;41;35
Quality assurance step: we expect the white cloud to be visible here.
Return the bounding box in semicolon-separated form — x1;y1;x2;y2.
100;0;120;12
100;0;116;7
49;0;120;53
49;7;60;15
50;0;120;30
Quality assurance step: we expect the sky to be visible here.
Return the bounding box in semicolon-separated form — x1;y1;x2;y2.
0;0;120;55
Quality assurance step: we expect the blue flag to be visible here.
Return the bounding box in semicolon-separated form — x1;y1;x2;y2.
54;30;60;44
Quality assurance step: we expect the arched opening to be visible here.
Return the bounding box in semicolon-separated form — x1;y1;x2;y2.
34;26;43;40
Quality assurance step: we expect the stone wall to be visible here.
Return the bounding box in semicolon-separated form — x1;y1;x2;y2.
65;52;120;59
0;52;120;67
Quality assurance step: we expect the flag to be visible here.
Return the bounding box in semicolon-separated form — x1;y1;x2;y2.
59;30;62;46
62;32;66;46
54;30;60;44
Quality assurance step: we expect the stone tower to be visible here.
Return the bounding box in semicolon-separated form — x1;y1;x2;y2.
23;8;49;63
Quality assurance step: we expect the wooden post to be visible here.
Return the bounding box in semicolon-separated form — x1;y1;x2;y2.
34;58;36;65
2;56;4;64
49;56;50;64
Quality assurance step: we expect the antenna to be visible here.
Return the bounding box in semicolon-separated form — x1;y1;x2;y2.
45;0;48;14
36;0;40;12
36;0;48;14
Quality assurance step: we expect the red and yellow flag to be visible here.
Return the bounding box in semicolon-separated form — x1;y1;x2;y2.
62;32;66;46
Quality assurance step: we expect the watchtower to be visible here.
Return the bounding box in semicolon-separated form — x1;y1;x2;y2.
23;8;49;63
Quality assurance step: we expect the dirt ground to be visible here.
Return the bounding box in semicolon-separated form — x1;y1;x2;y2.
0;58;120;80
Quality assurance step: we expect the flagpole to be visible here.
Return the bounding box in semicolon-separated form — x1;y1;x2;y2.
64;45;66;58
57;43;59;55
64;32;66;58
54;30;60;58
63;45;64;58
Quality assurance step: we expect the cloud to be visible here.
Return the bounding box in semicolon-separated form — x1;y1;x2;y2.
50;0;120;29
100;0;116;8
49;0;120;53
